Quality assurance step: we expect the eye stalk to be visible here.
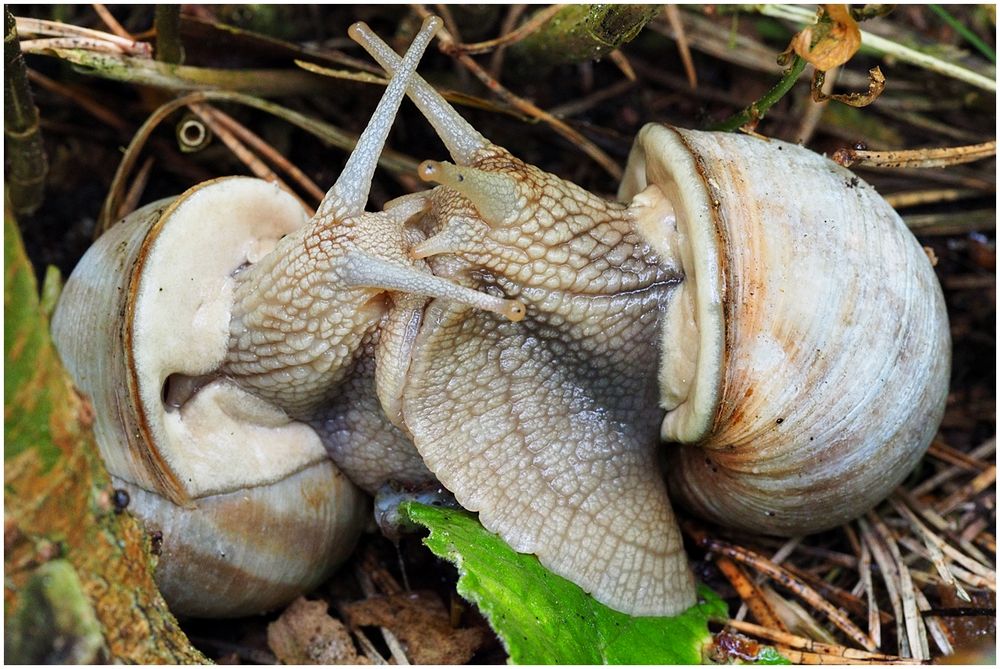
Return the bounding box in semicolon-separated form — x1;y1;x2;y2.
418;159;520;228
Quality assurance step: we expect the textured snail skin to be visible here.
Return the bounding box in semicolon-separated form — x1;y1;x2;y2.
350;24;951;617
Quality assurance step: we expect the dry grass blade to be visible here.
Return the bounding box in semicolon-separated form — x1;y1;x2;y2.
663;5;697;88
891;497;972;603
354;561;410;665
91;3;134;41
118;156;154;222
98;91;207;234
906;439;995;499
722;619;915;663
15;15;149;56
295;60;389;86
833;141;997;169
913;588;955;657
936;466;997;516
928;440;994;471
763;587;838;644
863;513;930;660
702;538;877;651
208;108;326;205
488;5;527;78
859;533;882;646
27;68;128;130
352;627;389;665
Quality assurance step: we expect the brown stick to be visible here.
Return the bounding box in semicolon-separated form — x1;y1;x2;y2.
833;140;997;169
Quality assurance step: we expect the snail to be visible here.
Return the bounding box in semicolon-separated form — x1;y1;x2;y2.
49;16;524;618
342;22;951;616
50;14;951;622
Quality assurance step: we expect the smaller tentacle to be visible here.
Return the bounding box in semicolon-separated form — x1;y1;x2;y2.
341;251;525;322
418;160;520;227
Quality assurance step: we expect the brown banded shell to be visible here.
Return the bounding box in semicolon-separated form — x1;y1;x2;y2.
50;177;368;617
621;125;951;535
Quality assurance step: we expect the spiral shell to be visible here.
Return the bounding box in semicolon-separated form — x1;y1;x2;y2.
621;125;951;535
51;177;367;617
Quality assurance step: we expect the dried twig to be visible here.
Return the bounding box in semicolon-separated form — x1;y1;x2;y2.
833;140;996;169
717;554;789;632
188;102;310;213
722;619;913;663
118;156;153;222
208;107;326;204
701;537;876;651
488;5;528;78
453;4;562;55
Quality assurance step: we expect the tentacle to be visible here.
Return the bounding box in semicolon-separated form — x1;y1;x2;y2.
319;16;441;220
348;22;491;165
341;252;525;322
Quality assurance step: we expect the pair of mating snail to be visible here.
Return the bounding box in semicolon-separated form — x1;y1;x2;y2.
52;17;950;619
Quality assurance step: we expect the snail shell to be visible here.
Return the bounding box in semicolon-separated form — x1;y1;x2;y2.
621;125;951;535
50;177;368;617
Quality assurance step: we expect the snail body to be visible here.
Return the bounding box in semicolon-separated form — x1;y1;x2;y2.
350;25;951;616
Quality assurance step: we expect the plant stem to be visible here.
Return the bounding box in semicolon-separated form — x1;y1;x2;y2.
928;4;996;64
4;9;48;215
708;55;808;132
30;47;330;96
154;5;183;64
759;4;996;92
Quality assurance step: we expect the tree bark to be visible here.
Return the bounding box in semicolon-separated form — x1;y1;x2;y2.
4;207;205;663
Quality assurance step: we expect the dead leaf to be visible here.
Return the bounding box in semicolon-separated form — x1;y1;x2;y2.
342;590;489;664
811;66;886;107
267;597;368;665
790;4;861;71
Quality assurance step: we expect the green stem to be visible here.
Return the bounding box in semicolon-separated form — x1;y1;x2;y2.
708;55;808;132
154;5;183;64
928;4;996;64
4;9;48;215
32;47;330;97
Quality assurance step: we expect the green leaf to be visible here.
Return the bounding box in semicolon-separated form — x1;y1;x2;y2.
753;645;793;664
400;501;728;664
